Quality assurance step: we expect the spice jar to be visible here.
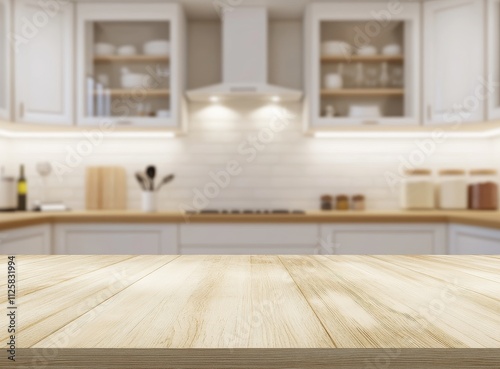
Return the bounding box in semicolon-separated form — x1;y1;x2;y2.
352;195;365;211
438;169;467;210
336;195;349;211
320;195;333;211
468;170;498;210
401;169;435;210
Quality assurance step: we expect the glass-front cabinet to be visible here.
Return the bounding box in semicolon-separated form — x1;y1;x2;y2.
0;0;10;121
304;2;420;128
76;3;185;128
488;0;500;121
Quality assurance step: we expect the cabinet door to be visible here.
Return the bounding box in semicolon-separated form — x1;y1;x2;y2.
54;224;178;255
0;0;10;121
179;224;319;255
0;225;51;255
424;0;485;125
14;0;73;125
320;224;447;255
487;0;500;120
449;224;500;254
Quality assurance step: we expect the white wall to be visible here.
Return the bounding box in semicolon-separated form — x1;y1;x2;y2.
2;101;497;212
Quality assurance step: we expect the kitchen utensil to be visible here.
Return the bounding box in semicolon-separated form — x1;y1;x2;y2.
382;44;402;56
0;168;17;212
348;105;382;118
357;45;377;56
321;41;352;57
135;172;148;191
144;40;170;55
156;174;175;191
117;45;137;56
146;166;156;191
324;73;343;89
94;43;116;56
85;167;127;210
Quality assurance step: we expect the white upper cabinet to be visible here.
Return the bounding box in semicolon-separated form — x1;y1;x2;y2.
0;0;10;121
76;3;185;128
14;0;74;125
487;0;500;120
304;2;421;128
424;0;485;125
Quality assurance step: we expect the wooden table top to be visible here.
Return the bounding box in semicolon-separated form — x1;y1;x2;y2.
1;255;500;368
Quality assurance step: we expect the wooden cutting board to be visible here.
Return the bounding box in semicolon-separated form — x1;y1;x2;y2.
85;166;127;210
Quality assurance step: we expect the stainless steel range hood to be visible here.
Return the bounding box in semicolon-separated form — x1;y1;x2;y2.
186;7;303;102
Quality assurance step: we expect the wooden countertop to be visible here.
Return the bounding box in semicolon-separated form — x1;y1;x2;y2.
1;210;500;231
2;255;499;368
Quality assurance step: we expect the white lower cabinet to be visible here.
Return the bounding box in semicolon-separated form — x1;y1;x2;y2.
449;224;500;254
179;224;319;255
319;223;448;255
0;225;51;254
54;224;178;255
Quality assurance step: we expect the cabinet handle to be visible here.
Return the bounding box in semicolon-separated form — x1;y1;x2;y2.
19;103;24;119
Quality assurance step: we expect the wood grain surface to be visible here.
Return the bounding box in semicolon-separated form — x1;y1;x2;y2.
0;255;499;368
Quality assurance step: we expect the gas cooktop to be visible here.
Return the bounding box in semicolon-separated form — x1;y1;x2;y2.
186;209;306;215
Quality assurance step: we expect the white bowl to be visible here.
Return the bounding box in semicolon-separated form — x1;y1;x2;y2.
357;45;377;56
121;74;152;89
321;41;352;57
382;44;402;56
348;105;381;118
117;45;137;56
324;73;343;89
94;43;116;56
144;40;170;56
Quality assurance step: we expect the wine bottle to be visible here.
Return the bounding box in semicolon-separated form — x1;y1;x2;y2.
17;165;27;211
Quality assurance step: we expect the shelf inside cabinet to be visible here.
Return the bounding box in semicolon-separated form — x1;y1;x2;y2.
321;88;404;97
321;55;404;63
93;89;170;97
94;55;170;63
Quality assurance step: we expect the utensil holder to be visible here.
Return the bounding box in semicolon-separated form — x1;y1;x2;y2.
142;191;157;213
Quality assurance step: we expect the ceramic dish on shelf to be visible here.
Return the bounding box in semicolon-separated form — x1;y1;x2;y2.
382;44;402;56
144;40;170;56
321;41;352;57
324;73;343;89
357;45;377;56
94;43;116;56
117;45;137;56
348;105;382;118
121;68;153;89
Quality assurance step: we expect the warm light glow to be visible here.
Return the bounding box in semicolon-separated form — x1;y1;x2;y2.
0;129;176;139
209;96;220;103
271;96;281;103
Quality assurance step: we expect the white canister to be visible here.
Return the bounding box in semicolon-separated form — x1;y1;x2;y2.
438;169;467;210
401;169;435;210
324;73;343;89
0;175;17;211
142;191;157;213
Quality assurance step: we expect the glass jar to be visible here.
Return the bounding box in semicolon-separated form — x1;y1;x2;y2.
401;169;435;210
352;195;365;211
468;170;498;210
438;170;467;210
336;195;349;211
320;195;333;211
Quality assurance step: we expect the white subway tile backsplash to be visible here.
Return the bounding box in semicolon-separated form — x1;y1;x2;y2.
2;102;499;211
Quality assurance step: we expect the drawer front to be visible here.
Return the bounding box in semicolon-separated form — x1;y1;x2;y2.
180;224;319;246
